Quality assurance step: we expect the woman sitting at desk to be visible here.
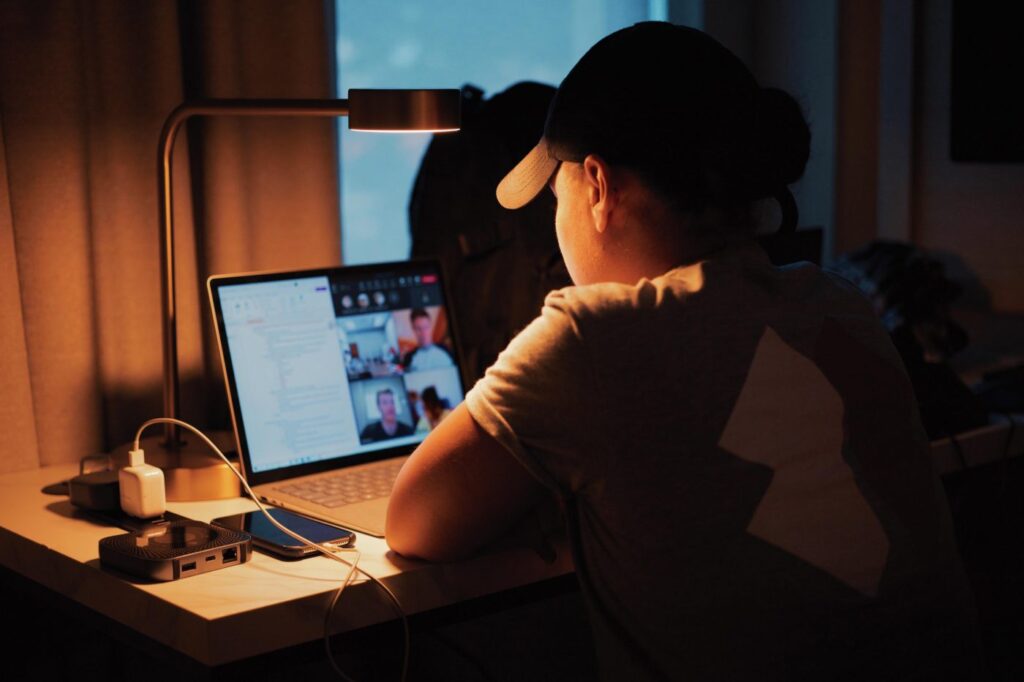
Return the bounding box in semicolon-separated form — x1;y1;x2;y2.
387;22;983;681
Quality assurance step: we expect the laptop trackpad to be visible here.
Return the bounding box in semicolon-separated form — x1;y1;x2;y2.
330;497;389;538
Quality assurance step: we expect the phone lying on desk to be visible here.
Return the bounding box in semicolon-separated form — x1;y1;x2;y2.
211;508;355;559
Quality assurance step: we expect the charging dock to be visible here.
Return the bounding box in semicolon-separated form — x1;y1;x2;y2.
99;519;252;581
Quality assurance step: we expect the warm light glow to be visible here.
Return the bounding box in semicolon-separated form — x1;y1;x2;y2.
348;89;461;132
349;127;460;134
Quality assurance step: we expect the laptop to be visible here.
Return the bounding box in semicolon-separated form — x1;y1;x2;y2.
208;260;467;537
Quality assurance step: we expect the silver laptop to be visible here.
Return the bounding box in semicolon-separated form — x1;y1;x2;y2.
208;260;466;537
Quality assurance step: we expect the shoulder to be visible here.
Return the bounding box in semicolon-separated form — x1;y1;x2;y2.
543;278;662;323
543;264;705;333
776;263;890;335
818;268;877;312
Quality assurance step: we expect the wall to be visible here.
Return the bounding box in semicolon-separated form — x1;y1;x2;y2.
695;0;839;258
749;0;838;258
913;0;1024;312
834;0;880;256
681;0;1024;309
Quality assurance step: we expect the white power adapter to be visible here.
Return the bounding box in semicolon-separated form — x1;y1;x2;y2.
119;448;166;518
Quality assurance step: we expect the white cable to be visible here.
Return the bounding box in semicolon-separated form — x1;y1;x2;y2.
132;418;410;682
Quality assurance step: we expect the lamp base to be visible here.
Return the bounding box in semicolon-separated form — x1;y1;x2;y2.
110;430;241;501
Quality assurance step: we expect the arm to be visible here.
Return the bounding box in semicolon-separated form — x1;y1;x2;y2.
386;403;547;561
388;291;595;561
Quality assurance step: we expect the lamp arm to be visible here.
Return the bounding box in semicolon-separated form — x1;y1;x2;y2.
156;98;350;446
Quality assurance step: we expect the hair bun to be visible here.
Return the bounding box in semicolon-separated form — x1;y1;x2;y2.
753;87;810;191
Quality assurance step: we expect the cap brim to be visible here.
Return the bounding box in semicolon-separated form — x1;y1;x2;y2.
496;139;558;209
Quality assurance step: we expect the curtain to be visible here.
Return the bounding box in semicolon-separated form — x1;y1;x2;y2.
0;0;341;472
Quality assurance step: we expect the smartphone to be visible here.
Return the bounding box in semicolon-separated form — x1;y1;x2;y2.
211;508;355;559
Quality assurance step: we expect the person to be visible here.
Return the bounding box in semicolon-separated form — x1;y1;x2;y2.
401;308;454;372
409;81;570;384
406;389;422;427
359;388;413;442
415;386;452;432
387;22;983;681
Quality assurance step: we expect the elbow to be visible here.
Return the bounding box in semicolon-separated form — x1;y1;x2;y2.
384;512;426;559
385;500;434;560
384;502;472;563
385;471;432;559
386;536;459;563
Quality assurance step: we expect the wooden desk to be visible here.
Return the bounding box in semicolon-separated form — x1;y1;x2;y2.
929;413;1024;475
2;418;1019;676
0;463;573;671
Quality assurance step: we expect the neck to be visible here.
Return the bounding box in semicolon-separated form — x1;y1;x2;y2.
608;201;749;282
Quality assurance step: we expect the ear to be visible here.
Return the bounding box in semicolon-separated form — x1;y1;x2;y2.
582;154;616;234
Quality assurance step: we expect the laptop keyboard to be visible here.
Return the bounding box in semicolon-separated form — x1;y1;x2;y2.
272;459;405;508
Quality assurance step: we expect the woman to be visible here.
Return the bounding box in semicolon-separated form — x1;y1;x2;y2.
387;22;982;681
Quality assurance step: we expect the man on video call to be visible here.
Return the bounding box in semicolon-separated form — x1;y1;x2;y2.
359;388;414;442
403;308;454;372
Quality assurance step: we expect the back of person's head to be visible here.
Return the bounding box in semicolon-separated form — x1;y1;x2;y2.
498;22;810;239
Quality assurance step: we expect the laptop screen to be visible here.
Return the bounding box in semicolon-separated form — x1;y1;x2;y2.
209;261;465;481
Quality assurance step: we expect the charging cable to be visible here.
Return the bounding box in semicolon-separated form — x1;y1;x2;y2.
132;418;409;682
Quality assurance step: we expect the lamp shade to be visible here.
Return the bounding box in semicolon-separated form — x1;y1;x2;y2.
348;89;461;132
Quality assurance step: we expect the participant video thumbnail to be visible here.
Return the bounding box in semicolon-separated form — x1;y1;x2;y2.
337;305;461;445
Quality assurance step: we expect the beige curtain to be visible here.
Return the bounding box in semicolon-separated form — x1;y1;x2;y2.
0;0;341;472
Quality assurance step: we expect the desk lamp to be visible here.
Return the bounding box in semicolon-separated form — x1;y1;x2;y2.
122;89;460;501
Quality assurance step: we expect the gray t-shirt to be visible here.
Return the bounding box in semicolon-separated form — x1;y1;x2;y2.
465;243;981;681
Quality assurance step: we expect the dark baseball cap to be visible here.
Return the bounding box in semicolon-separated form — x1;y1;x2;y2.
496;22;761;210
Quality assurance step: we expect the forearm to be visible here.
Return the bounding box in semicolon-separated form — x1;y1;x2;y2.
386;404;547;561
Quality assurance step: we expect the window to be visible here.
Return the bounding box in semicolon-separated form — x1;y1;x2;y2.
335;1;658;264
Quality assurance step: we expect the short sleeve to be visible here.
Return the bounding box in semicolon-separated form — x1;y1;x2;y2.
465;290;603;496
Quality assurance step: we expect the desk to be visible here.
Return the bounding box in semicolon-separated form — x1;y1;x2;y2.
0;463;574;674
929;413;1024;475
2;419;1021;678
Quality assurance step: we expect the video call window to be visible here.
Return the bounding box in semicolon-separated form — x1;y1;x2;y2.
338;312;402;380
332;271;464;446
350;377;416;443
395;306;455;372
